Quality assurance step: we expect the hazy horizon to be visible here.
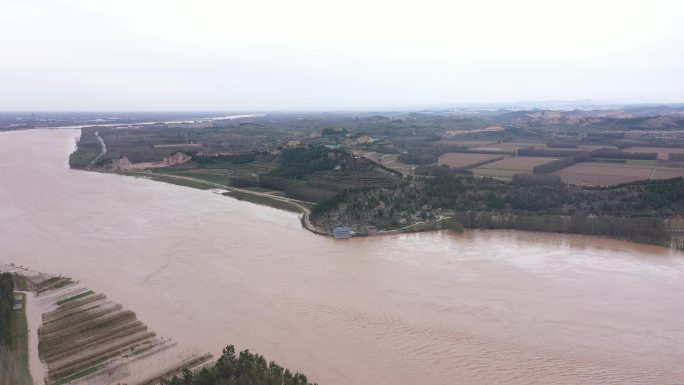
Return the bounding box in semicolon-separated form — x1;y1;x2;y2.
3;99;684;114
2;0;683;110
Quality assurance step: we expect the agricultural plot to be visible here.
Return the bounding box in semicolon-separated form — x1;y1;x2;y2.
443;125;505;137
554;163;654;186
472;168;520;178
474;157;558;178
576;145;618;151
155;169;234;186
437;140;496;148
309;171;400;189
612;159;658;166
469;143;537;154
159;161;278;185
195;160;277;175
624;146;684;160
382;158;415;175
356;151;415;174
153;143;202;149
651;167;684;179
437;153;502;168
15;272;213;385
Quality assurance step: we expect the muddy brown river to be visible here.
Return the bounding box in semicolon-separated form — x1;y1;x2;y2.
1;129;683;384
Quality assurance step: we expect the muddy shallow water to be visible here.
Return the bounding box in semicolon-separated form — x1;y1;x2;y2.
1;129;683;384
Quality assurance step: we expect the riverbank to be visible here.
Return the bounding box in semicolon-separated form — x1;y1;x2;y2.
111;168;682;248
1;265;215;385
68;124;682;247
112;169;464;239
115;169;329;236
3;128;684;385
0;114;264;133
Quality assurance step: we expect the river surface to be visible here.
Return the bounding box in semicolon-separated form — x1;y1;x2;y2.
1;129;683;385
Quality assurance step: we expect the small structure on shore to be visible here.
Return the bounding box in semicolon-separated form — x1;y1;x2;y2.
333;226;352;239
13;294;23;310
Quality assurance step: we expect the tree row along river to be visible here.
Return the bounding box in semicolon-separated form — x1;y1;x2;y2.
1;129;683;385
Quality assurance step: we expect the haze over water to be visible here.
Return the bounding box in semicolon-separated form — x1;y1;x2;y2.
1;129;683;384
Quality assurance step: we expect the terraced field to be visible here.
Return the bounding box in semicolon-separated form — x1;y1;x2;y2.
308;170;400;189
189;160;278;175
155;161;278;185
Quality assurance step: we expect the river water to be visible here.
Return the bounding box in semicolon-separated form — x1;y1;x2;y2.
1;129;683;384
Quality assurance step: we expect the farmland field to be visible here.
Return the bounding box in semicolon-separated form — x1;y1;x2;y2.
153;143;202;148
651;167;684;179
469;142;537;153
437;153;502;168
472;168;519;178
357;151;415;174
474;156;558;178
14;272;214;385
624;146;684;160
161;161;277;181
494;156;560;170
554;163;654;186
437;140;496;147
576;145;618;151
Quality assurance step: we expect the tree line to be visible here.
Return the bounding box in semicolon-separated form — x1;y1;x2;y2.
161;345;315;385
268;146;341;179
0;272;14;347
454;212;670;245
310;175;684;245
533;154;587;174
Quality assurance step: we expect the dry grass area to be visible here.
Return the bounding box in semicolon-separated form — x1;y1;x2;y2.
554;163;654;186
475;157;558;178
20;273;213;385
625;146;684;160
437;153;502;168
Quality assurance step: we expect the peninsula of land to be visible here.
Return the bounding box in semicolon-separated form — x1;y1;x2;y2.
61;108;684;247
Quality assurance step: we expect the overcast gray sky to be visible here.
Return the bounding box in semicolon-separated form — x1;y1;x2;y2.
1;0;683;110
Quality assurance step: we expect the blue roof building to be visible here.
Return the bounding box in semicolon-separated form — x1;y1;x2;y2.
333;226;351;239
